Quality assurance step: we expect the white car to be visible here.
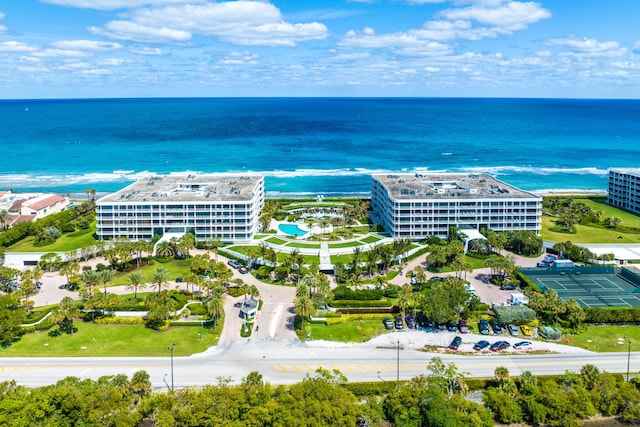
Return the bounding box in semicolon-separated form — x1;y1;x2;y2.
513;341;532;350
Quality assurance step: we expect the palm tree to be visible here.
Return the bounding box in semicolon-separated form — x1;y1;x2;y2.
155;241;175;258
206;285;225;328
51;296;80;335
99;269;113;297
0;209;7;230
60;261;80;284
294;294;314;324
151;267;170;294
81;269;103;297
248;285;260;300
126;273;146;299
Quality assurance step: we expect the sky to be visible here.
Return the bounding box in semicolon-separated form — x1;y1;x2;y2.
1;0;639;99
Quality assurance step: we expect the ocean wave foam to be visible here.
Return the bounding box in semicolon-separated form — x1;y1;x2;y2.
0;166;610;188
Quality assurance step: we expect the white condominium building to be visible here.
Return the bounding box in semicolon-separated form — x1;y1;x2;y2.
371;173;542;240
608;168;640;215
96;174;264;243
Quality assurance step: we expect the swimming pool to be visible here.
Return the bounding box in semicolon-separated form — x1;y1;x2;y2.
278;223;308;237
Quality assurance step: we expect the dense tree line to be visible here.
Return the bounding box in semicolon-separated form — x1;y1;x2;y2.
2;361;638;427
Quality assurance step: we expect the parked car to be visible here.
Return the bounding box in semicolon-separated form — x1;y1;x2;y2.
520;324;533;336
492;322;503;335
458;319;469;334
405;314;417;329
436;323;447;332
238;267;249;274
383;318;394;330
175;277;183;283
490;341;510;352
449;336;462;350
513;341;533;350
446;322;457;332
500;284;516;291
479;319;490;335
395;316;404;329
537;261;549;268
416;313;427;328
431;276;445;281
473;340;490;351
507;324;519;336
228;259;242;269
410;277;417;285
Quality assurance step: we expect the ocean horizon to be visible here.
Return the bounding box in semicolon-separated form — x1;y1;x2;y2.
1;97;638;196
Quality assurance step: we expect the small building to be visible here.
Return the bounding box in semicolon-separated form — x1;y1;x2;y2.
20;194;68;219
240;298;259;319
510;292;528;305
552;259;574;269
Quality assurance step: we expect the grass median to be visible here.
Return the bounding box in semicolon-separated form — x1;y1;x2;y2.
560;325;640;352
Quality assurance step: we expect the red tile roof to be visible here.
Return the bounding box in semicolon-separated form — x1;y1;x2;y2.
25;195;65;211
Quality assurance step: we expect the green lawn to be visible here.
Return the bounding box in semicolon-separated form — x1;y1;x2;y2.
541;216;640;244
2;322;220;357
328;241;362;249
9;223;98;252
299;320;388;342
559;325;640;352
111;261;191;286
574;197;640;228
361;235;383;243
286;242;322;249
265;237;287;245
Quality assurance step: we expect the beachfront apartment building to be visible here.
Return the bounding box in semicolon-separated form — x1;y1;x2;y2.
96;174;264;244
371;173;542;240
608;168;640;215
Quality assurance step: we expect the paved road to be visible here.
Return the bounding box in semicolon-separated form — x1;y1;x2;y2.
0;338;636;389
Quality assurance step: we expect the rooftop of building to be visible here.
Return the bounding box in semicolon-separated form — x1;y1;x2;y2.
372;173;539;200
610;168;640;176
97;174;264;204
24;194;66;211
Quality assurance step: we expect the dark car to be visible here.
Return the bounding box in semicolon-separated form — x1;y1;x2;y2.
500;284;516;291
491;322;503;335
436;323;447;332
473;340;490;351
446;322;457;332
537;261;549;268
175;277;183;283
383;318;394;330
449;336;462;350
490;341;510;352
416;313;427;328
479;319;490;335
431;276;445;282
458;319;469;334
395;316;404;330
405;314;417;329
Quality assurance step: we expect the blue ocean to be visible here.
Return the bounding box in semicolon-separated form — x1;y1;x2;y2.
1;98;639;197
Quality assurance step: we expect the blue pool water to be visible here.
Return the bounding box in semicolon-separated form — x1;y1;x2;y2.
278;223;307;237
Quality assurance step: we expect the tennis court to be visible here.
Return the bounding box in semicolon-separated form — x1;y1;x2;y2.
521;266;640;308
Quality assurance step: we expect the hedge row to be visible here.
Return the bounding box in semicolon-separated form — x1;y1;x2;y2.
94;316;145;325
329;300;392;308
325;313;392;325
332;286;382;301
517;271;542;293
584;307;640;324
336;307;398;315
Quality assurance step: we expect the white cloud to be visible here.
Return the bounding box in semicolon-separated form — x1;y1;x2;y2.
611;61;640;70
89;21;192;43
99;58;126;66
128;45;164;55
341;29;453;56
33;49;90;58
92;2;328;46
218;51;259;65
41;0;203;11
439;1;551;30
424;66;440;72
546;36;626;58
0;41;39;52
404;0;447;4
51;40;122;51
